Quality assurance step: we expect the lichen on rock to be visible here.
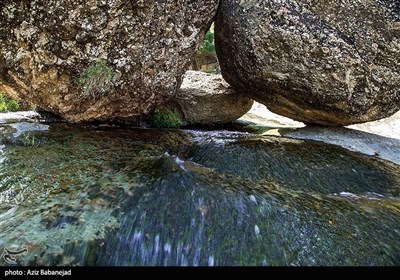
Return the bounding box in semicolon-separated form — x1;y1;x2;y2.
0;0;219;122
215;0;400;126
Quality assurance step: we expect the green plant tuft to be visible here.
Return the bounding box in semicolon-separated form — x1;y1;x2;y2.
17;133;41;147
198;25;215;54
0;93;20;112
78;60;114;100
151;110;182;128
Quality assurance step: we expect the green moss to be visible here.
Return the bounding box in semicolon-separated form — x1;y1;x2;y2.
78;60;114;100
151;110;182;128
0;93;20;112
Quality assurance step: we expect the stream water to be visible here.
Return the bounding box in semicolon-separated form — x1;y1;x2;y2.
0;121;399;266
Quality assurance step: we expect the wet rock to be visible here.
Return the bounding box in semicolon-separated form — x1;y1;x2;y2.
285;126;400;166
238;102;400;165
0;0;219;122
0;111;41;123
157;71;253;125
215;0;400;126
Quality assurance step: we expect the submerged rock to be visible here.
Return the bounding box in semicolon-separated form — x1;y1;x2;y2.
156;71;253;126
0;0;219;122
215;0;400;126
0;123;399;265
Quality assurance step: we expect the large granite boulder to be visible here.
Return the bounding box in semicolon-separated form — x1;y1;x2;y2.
154;71;253;126
215;0;400;126
0;0;219;122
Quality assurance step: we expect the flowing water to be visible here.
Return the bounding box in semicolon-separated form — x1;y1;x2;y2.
0;120;399;266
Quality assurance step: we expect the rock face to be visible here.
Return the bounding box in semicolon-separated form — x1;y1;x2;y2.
158;71;253;125
0;0;219;122
215;0;400;126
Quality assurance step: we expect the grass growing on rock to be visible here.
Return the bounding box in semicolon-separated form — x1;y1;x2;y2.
0;93;20;112
151;110;182;128
78;61;114;100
